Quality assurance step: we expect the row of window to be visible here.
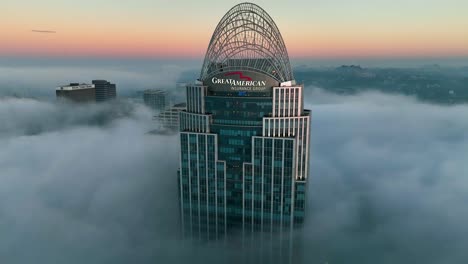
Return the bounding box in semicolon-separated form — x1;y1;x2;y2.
213;119;262;126
218;129;258;137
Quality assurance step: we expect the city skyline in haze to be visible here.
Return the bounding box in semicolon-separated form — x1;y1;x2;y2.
2;0;468;59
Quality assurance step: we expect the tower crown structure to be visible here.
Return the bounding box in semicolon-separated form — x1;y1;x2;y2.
200;2;294;83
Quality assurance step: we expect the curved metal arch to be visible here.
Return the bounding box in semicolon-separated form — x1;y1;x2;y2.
200;2;294;83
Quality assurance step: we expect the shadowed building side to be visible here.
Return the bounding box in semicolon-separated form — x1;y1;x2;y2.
93;80;116;102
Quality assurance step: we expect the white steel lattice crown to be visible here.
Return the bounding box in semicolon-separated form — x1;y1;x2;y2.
200;2;294;83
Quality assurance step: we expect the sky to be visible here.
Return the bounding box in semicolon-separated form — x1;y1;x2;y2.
1;90;468;263
2;0;468;59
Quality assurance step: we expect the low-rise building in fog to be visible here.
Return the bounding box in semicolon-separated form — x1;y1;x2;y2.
143;89;167;111
56;80;116;103
156;103;186;130
56;83;96;102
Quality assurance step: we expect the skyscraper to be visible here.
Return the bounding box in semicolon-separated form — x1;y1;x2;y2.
93;80;116;102
178;3;310;260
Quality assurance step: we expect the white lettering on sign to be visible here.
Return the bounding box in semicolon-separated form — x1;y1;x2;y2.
230;86;267;91
211;77;267;87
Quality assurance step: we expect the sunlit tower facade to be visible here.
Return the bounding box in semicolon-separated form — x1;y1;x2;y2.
178;3;310;251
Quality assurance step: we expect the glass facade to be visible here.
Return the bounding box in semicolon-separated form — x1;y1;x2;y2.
179;132;226;240
92;80;116;102
179;83;310;236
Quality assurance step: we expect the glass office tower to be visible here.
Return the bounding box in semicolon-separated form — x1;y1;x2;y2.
92;80;116;102
178;3;310;258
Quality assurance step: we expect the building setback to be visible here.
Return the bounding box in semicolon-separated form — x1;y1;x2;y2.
177;3;310;263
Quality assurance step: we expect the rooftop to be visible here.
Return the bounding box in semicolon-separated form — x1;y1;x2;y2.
57;83;94;91
143;89;167;94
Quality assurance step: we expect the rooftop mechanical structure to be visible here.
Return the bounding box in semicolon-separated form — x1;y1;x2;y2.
200;2;294;83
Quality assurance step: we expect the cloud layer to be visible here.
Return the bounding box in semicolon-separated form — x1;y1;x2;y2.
0;91;467;263
0;99;184;263
0;59;199;98
303;89;468;263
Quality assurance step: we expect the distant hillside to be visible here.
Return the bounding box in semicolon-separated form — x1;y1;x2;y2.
295;65;468;104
